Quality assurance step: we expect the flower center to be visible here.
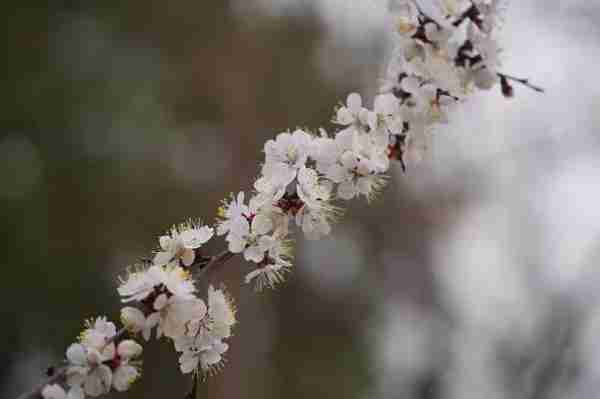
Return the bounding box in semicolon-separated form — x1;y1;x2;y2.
286;146;298;163
276;193;304;216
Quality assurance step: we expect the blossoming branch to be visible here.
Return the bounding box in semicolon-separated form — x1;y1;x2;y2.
18;1;543;398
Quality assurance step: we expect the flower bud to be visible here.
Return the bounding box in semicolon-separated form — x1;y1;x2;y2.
117;339;143;359
66;343;87;365
86;348;104;365
41;384;66;399
120;307;145;333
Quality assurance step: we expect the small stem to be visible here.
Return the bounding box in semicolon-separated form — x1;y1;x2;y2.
185;373;199;399
194;250;235;279
452;3;479;27
497;72;545;93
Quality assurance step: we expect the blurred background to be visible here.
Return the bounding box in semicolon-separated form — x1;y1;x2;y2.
3;1;600;398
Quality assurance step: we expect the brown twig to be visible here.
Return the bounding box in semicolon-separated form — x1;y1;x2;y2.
184;373;199;399
194;249;235;279
497;72;545;93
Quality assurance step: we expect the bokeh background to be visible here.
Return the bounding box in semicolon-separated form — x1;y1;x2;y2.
3;1;600;398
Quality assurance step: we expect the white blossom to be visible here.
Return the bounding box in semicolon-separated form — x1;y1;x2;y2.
42;385;67;399
154;294;207;339
217;191;276;258
79;317;116;362
65;342;112;398
119;263;197;305
154;221;214;267
63;317;144;397
294;166;338;238
119;261;208;342
65;343;89;387
116;339;143;359
117;265;165;303
245;260;291;291
161;264;197;300
334;93;371;129
186;285;237;340
388;0;419;37
261;129;313;187
310;135;339;174
473;0;507;33
120;307;159;341
206;285;236;340
82;365;112;397
244;235;293;291
216;192;250;237
321;129;388;201
42;385;84;399
175;334;229;375
111;340;142;392
171;285;236;376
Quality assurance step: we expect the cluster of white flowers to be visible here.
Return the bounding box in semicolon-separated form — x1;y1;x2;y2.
34;2;538;398
174;285;236;375
381;0;514;164
42;317;143;399
212;1;513;291
41;222;237;399
117;225;236;375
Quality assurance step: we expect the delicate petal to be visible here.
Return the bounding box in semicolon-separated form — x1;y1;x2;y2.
200;348;222;367
227;235;246;253
160;297;207;339
374;93;398;115
66;344;87;366
162;265;196;299
326;164;349;183
120;307;145;333
336;108;354;125
92;317;117;337
42;384;66;399
112;365;140;392
180;226;214;248
207;285;236;339
158;236;171;251
347;93;362;113
251;214;273;235
244;245;265;263
143;312;160;341
179;351;199;374
66;386;84;399
117;340;143;359
181;249;195;266
357;176;373;195
85;348;104;365
337;181;357;200
153;251;172;266
83;365;112;397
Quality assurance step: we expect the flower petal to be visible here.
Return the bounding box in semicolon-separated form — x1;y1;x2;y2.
66;344;87;366
112;365;139;392
347;93;362;113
